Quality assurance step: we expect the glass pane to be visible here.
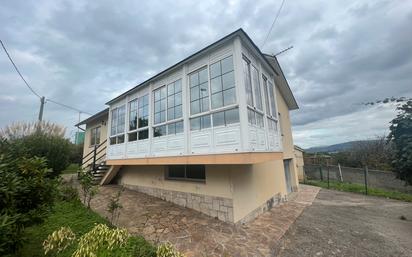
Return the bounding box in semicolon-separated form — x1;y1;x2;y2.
201;97;209;112
160;99;166;111
175;92;182;105
174;79;182;92
167;83;174;96
168;165;185;178
154;125;166;137
138;117;148;128
210;61;221;78
210;77;222;94
243;59;254;106
213;111;225;127
263;79;271;115
221;55;234;74
201;115;211;129
117;135;125;144
168;108;175;120
190;117;200;131
175;105;182;119
199;82;208;98
175;121;183;133
189;73;198;87
167;96;174;108
222;71;235;90
129;111;137;130
225;108;239;125
143;95;149;106
160;87;167;99
211;92;223;109
110;137;116;145
154;101;160;113
154;89;161;101
138;129;148;140
190;86;199;101
268;81;277;116
160;111;166;123
248;109;256;125
199;68;208;84
223;87;236;106
128;132;137;142
256;113;264;128
191;100;200;115
167;123;176;135
252;66;262;110
186;165;205;180
154;113;160;124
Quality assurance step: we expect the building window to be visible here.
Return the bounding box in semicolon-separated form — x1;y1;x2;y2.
212;107;240;127
110;105;125;144
154;86;167;124
129;99;137;131
243;57;254;106
138;94;149;128
247;108;264;128
90;126;101;146
251;65;262;110
167;79;182;121
262;76;271;114
166;165;206;182
268;80;277;117
268;118;278;131
210;56;236;109
190;114;211;131
189;67;209;115
168;120;183;135
138;129;148;140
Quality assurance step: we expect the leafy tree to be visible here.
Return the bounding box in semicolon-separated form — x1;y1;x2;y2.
388;100;412;185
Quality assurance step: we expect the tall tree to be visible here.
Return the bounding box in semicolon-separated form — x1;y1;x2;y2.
388;100;412;185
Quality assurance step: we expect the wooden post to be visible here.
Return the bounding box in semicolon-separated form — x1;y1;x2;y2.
364;166;368;195
338;163;343;182
327;165;330;189
319;165;323;181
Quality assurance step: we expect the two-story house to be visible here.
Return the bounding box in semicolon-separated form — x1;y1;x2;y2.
76;29;299;224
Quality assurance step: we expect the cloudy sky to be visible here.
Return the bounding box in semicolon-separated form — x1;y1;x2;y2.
1;0;411;148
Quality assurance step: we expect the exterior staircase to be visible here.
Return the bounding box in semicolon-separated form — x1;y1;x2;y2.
80;139;109;185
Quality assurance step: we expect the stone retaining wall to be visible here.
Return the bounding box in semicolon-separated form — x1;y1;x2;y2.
122;184;234;222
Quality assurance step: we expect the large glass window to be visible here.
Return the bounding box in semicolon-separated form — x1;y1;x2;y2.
212;108;240;127
153;120;184;138
110;105;125;144
166;165;205;182
167;79;182;120
268;80;277;117
262;76;271;114
129;99;137;130
243;57;254;106
138;95;149;128
90;126;101;146
251;65;262;110
154;86;167;124
189;67;209;115
210;56;236;109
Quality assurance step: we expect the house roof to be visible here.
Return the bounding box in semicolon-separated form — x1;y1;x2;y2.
75;108;109;126
105;28;297;110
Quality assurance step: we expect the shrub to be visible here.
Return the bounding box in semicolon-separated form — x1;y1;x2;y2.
69;143;83;165
59;184;80;202
78;171;98;208
43;226;76;255
0;140;58;255
156;242;185;257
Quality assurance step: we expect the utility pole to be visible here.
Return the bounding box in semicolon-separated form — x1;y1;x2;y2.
38;96;45;121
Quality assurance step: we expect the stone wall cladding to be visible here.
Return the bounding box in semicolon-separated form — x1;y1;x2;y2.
122;184;234;222
237;193;285;225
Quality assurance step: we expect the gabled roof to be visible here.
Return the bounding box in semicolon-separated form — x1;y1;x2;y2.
105;28;298;110
264;54;299;110
75;108;109;126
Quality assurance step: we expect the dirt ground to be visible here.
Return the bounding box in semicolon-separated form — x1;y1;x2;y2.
275;189;412;257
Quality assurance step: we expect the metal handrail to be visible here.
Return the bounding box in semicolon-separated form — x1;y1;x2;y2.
80;139;108;172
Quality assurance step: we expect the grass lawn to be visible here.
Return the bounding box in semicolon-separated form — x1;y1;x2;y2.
305;179;412;202
62;163;80;174
17;200;156;257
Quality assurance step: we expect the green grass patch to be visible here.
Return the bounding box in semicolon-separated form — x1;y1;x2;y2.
62;163;80;174
305;179;412;202
17;200;156;257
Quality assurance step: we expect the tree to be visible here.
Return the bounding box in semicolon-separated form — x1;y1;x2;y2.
388;100;412;185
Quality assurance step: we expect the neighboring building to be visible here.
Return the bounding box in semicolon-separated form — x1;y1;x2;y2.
74;131;85;145
294;145;305;182
76;29;299;224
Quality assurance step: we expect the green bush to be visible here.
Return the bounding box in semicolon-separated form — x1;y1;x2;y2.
69;143;83;165
16;133;71;177
0;139;59;255
59;184;80;202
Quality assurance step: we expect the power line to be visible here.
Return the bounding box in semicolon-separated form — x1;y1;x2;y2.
261;0;286;49
46;98;93;115
0;39;41;99
0;39;92;118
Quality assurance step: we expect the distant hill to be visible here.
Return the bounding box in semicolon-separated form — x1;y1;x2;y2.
305;141;362;153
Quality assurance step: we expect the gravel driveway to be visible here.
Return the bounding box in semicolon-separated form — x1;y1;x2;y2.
275;189;412;257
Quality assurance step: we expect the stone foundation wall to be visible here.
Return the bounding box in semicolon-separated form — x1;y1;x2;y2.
237;193;285;224
122;184;234;222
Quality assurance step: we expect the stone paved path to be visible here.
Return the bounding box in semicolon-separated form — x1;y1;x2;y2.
89;185;320;257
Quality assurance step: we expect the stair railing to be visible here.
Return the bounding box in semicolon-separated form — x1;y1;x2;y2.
80;139;107;174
